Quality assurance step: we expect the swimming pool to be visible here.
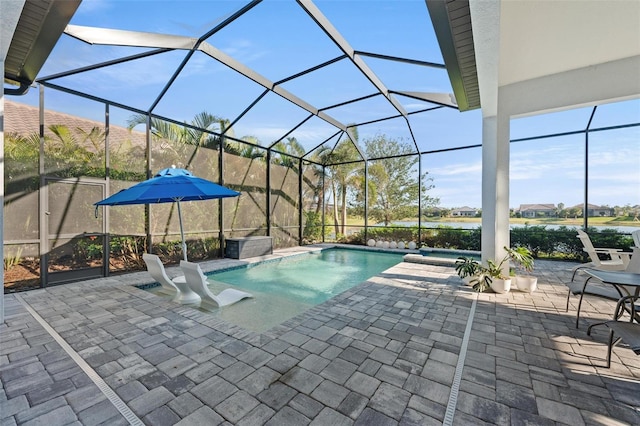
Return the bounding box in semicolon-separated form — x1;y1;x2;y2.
145;248;404;332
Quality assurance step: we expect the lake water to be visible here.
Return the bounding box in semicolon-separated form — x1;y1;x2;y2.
375;221;639;233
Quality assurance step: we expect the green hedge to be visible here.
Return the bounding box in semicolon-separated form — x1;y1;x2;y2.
344;225;634;260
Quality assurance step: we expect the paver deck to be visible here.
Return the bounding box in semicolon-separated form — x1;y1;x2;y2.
1;245;639;425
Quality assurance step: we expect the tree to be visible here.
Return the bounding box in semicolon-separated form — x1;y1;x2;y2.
127;112;226;168
272;137;305;169
569;207;581;218
305;146;332;215
358;134;437;226
325;139;362;235
439;208;451;218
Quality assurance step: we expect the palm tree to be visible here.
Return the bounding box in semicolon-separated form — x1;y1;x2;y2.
227;135;268;231
127;112;227;168
269;137;306;228
5;132;40;197
127;115;185;142
325;138;363;236
272;137;305;169
76;126;106;155
48;124;92;162
305;145;332;215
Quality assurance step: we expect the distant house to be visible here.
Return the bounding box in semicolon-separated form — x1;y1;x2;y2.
451;206;478;217
518;204;556;218
570;203;615;217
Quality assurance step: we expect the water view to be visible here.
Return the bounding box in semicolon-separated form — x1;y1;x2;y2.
378;221;639;233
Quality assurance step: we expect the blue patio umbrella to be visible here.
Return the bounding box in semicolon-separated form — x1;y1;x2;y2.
95;167;240;260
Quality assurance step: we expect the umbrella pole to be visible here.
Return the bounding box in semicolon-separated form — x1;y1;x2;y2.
177;200;187;261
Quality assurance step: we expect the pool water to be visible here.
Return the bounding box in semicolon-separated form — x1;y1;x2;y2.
210;249;403;304
147;248;403;333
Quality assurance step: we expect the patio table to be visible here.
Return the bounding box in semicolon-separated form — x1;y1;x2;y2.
578;269;640;329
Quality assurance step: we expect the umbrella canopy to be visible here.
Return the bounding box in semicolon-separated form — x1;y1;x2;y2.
95;167;240;260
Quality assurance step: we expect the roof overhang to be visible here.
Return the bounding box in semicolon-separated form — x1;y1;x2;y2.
3;0;81;95
470;0;640;119
426;0;480;112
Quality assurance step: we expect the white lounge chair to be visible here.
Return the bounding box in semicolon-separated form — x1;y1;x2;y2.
626;230;640;274
143;253;200;304
633;229;640;248
570;229;631;281
567;231;637;326
180;260;252;309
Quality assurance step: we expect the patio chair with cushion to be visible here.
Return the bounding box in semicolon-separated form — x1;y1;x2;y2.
143;253;201;304
180;260;252;309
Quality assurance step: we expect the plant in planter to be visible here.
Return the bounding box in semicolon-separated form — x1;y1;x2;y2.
454;256;481;286
454;246;534;293
506;246;536;292
474;257;511;293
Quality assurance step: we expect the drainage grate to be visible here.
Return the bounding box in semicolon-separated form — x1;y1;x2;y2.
14;294;144;426
443;292;478;426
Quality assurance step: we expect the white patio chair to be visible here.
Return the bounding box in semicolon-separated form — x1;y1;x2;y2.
567;230;638;326
143;253;200;304
570;229;631;281
632;229;640;248
180;260;252;310
565;229;640;316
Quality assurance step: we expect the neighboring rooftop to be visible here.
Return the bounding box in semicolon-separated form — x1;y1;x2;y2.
5;100;145;150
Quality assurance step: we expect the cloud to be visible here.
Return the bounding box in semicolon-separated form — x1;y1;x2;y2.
221;39;268;64
430;160;482;177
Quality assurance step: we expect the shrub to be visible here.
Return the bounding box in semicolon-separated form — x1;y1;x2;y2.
342;224;635;261
303;210;323;242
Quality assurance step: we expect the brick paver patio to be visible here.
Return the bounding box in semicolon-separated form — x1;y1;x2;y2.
1;245;638;425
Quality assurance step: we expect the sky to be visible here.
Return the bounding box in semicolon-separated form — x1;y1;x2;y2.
9;0;640;209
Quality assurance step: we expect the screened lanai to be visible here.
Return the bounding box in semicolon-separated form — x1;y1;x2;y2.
3;0;640;292
4;3;640;424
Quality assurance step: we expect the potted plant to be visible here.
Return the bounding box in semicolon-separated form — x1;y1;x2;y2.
454;247;534;293
506;246;536;292
474;257;511;293
455;253;510;292
455;256;481;286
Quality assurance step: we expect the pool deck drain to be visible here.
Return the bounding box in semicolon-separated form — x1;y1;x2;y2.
2;245;639;425
443;292;478;426
13;294;144;426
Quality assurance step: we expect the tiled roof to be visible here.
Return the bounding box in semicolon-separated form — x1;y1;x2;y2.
569;203;611;210
5;100;145;151
519;204;555;211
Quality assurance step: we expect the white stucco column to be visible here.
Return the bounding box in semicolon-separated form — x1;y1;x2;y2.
481;116;497;262
495;108;511;271
481;111;510;273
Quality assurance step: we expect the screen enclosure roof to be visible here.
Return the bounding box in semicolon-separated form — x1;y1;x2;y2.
25;0;480;162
